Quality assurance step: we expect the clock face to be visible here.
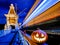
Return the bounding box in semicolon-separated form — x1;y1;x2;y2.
31;30;48;43
9;17;16;24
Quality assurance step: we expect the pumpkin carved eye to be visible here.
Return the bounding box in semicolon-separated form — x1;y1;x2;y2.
35;33;39;38
41;33;45;38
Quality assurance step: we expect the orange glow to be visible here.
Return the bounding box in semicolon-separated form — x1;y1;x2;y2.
23;0;40;22
4;4;18;30
25;2;60;27
9;17;16;24
31;30;48;43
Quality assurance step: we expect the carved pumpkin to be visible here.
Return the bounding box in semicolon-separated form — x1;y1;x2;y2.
31;30;48;43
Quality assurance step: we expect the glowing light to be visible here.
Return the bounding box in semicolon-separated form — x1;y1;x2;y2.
4;4;19;30
58;0;60;1
31;30;48;43
22;0;47;26
22;0;59;26
41;33;45;37
34;36;46;42
35;33;39;37
34;33;46;42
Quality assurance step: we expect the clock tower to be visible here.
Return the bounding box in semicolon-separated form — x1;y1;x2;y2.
4;4;19;30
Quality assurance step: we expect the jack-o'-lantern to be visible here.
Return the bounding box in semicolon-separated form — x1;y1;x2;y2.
31;30;48;43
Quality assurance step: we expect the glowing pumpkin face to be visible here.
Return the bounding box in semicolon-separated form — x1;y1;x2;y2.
31;30;48;43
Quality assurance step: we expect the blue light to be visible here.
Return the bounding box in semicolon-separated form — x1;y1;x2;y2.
22;0;47;26
32;0;47;14
22;0;59;26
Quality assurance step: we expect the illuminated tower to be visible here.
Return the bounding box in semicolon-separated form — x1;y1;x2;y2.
4;4;19;30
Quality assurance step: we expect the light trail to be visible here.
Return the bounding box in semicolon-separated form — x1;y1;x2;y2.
21;0;59;27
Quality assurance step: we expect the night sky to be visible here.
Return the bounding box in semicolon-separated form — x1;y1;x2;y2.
0;0;36;24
